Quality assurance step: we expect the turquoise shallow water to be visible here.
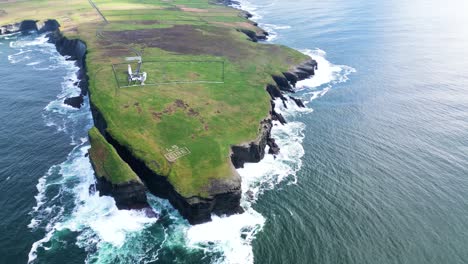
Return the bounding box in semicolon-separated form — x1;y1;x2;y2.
1;0;468;263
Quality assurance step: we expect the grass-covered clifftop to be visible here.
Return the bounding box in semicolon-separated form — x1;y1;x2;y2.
88;127;141;184
0;0;310;200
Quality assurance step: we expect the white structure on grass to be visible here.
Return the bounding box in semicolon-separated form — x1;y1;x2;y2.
127;60;147;85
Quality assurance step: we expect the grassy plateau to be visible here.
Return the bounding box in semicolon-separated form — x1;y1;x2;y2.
0;0;310;198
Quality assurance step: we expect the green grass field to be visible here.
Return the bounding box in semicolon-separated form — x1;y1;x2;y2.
0;0;310;197
113;60;225;87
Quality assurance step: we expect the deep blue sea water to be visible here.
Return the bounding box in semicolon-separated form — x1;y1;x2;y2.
1;0;468;263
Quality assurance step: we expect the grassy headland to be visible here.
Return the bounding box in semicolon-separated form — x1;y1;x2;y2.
0;0;310;199
88;127;141;184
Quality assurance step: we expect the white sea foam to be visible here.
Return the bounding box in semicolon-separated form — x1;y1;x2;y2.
8;35;59;66
28;229;54;263
262;23;292;41
9;34;50;48
8;49;32;64
229;0;263;20
187;209;265;264
0;32;20;40
59;153;156;247
27;61;42;66
31;167;52;213
28;143;157;263
297;49;356;91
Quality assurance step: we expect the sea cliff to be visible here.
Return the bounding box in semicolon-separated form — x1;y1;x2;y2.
0;0;316;224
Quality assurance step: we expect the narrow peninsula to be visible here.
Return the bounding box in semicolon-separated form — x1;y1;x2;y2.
0;0;317;224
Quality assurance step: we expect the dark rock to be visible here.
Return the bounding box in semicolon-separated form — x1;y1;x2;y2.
256;30;269;41
295;60;318;79
19;20;38;33
48;31;87;69
38;19;60;33
286;59;318;82
231;119;272;168
238;29;258;42
64;95;84;108
46;25;89;96
271;109;287;125
272;75;294;93
266;84;285;100
270;101;287;125
240;11;253;19
294;69;311;79
283;72;298;87
94;172;151;210
245;190;254;200
89;184;96;195
267;137;280;155
289;96;305;108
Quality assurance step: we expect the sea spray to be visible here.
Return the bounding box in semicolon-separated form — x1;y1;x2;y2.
298;49;356;92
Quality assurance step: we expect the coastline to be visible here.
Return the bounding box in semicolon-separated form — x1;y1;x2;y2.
0;2;317;225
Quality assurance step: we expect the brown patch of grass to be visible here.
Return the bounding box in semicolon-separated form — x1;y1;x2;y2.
152;112;162;121
134;102;142;114
174;99;188;109
104;25;250;60
187;108;199;117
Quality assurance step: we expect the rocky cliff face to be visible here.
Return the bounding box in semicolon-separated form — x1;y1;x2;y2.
90;164;149;210
231;119;273;168
45;22;89;105
0;20;37;34
99;128;243;224
230;59;317;170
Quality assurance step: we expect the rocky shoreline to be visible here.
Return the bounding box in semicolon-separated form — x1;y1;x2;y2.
1;20;88;108
1;12;317;224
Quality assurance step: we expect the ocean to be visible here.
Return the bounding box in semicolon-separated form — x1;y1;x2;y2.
1;0;468;263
